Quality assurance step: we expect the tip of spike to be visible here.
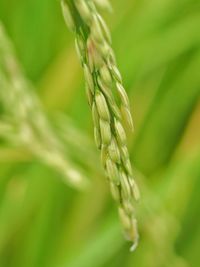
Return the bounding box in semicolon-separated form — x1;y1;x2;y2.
130;240;138;252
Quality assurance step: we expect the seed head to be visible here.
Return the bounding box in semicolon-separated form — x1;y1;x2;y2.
110;182;120;202
116;82;130;107
120;170;132;200
95;91;110;121
99;119;111;145
61;0;75;32
121;106;134;132
108;138;121;163
75;0;92;24
100;65;113;85
83;64;95;94
111;65;122;83
106;158;120;185
91;15;105;44
114;119;126;145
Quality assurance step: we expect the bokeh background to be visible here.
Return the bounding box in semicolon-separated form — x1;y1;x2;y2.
0;0;200;267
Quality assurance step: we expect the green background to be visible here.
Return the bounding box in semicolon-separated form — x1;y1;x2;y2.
0;0;200;266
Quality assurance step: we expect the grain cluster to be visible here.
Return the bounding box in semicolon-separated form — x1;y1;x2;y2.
0;23;87;189
61;0;140;249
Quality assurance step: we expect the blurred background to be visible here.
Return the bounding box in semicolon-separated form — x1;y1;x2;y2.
0;0;200;267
